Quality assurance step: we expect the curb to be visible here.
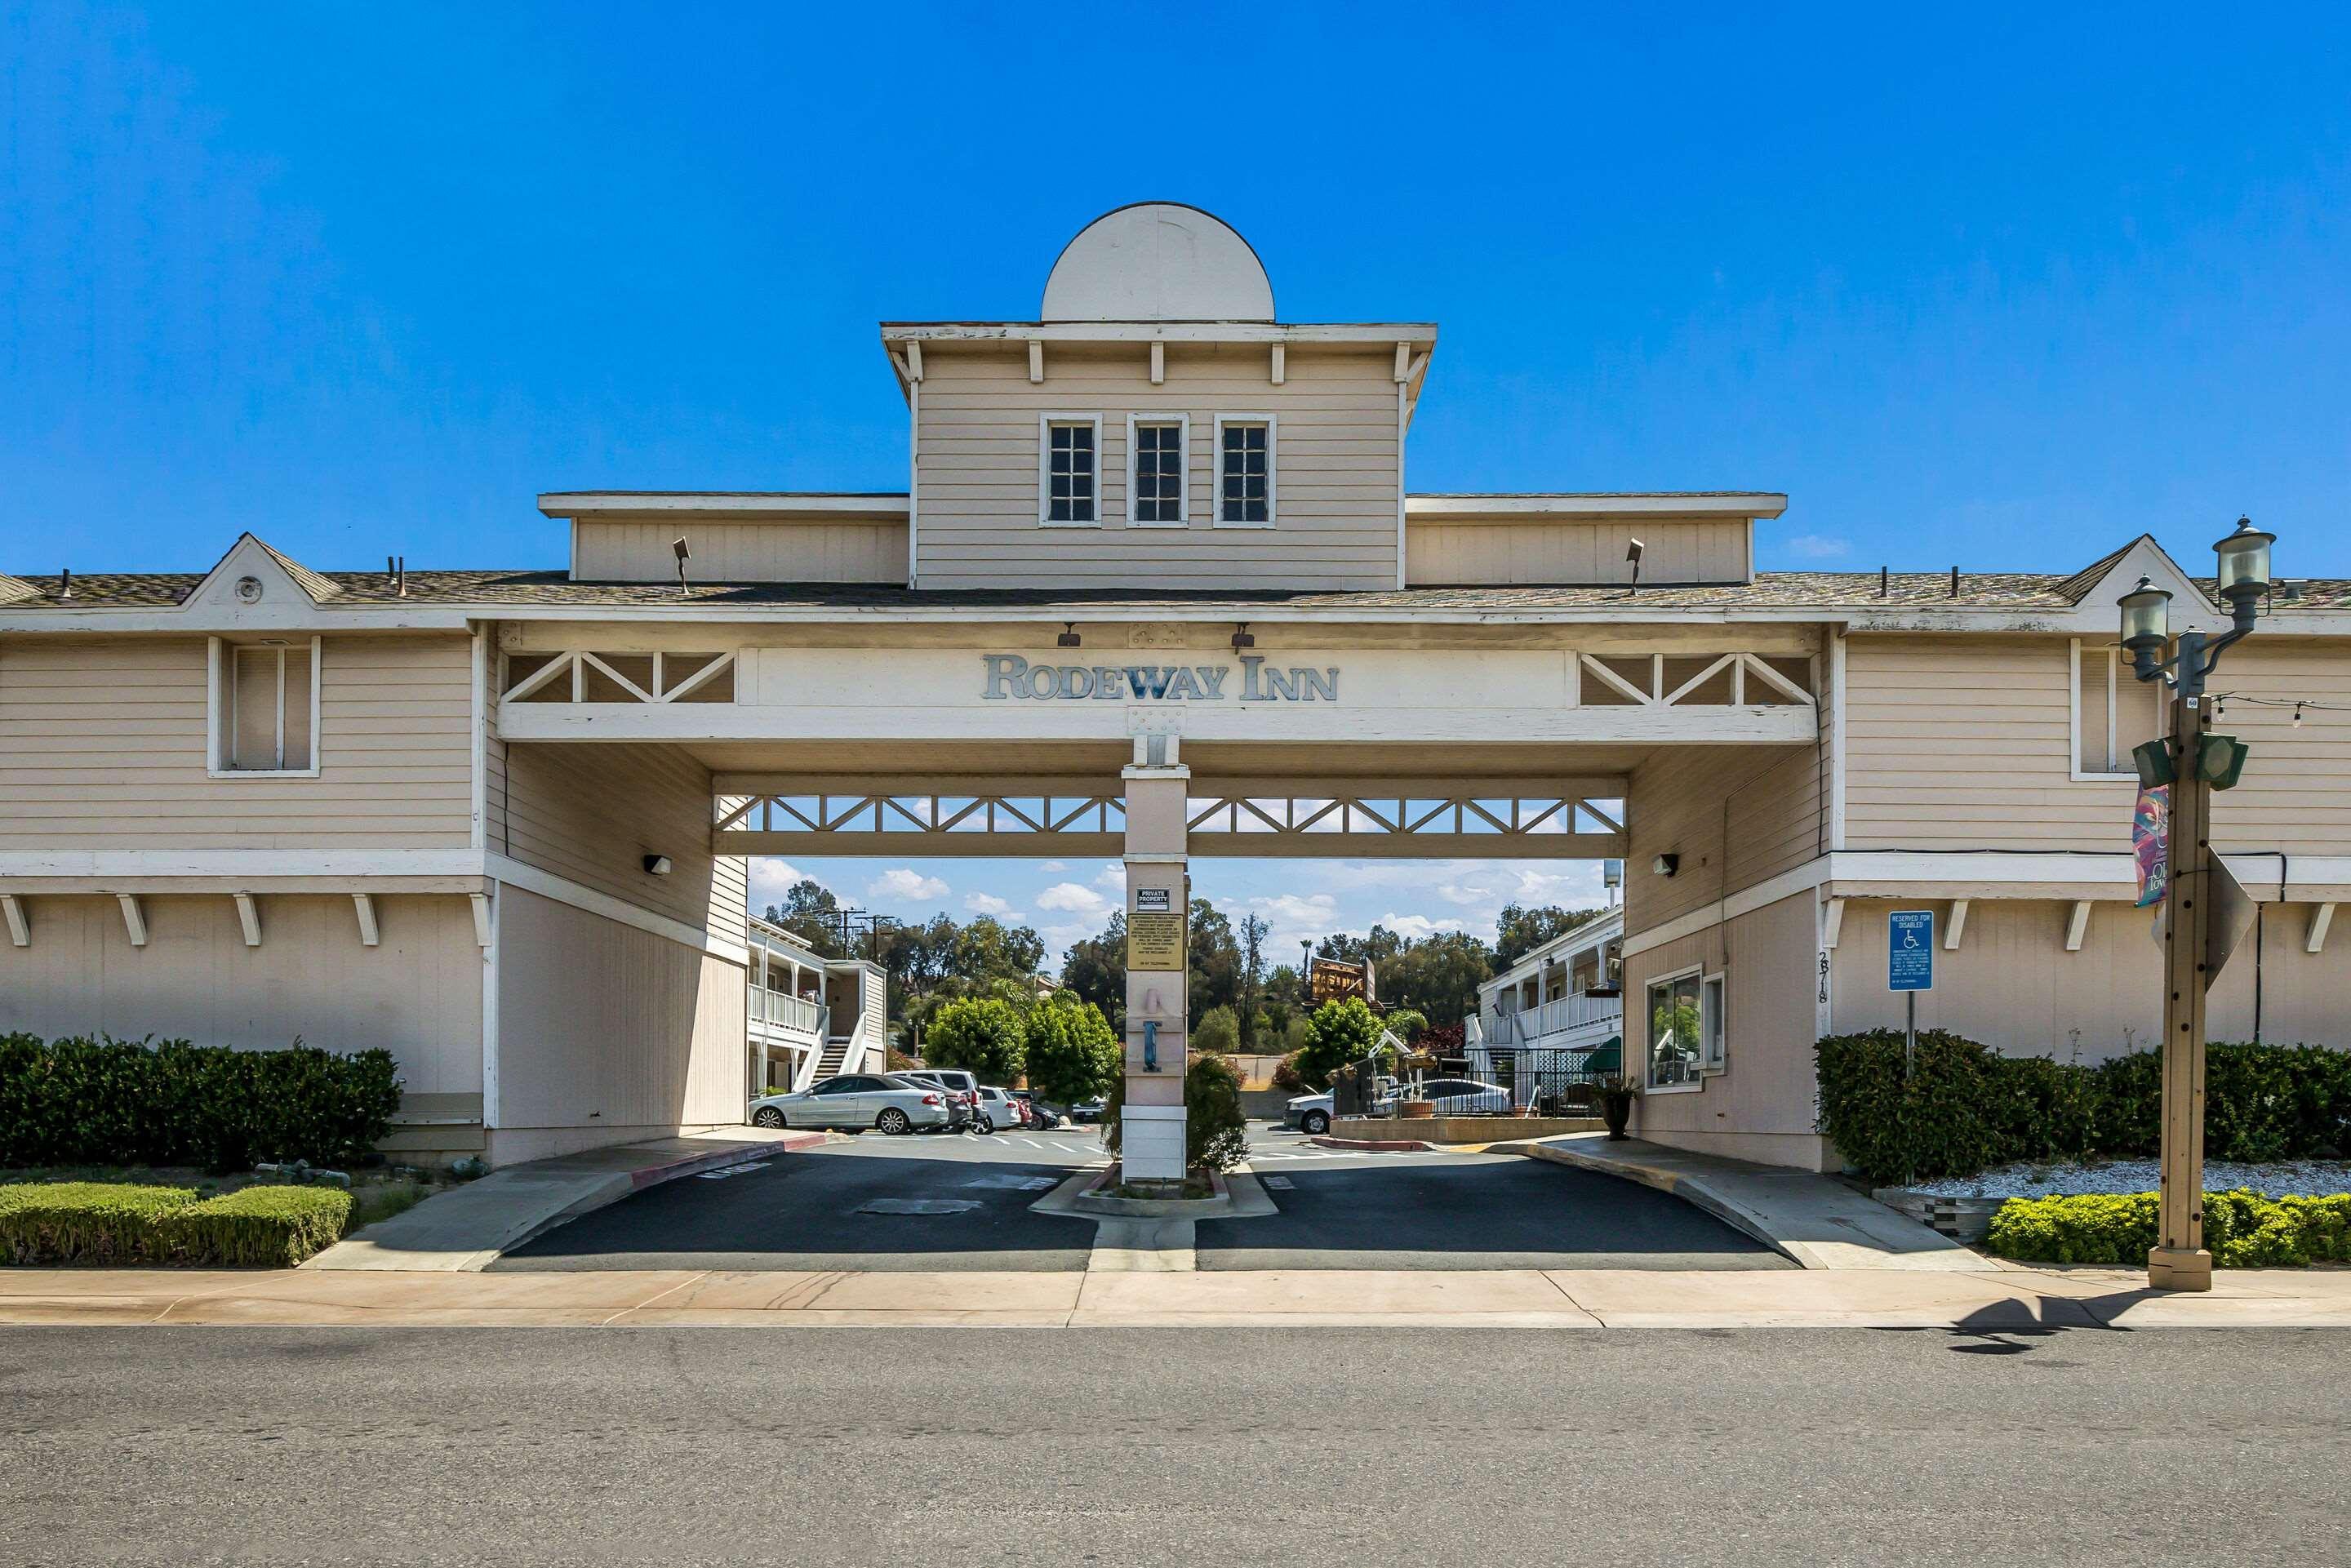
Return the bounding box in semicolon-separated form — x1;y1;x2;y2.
1311;1135;1433;1153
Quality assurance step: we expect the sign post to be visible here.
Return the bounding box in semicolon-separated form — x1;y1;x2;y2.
1887;909;1935;1188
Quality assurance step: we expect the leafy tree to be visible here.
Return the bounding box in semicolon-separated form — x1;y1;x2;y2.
1059;913;1126;1024
1381;1008;1429;1045
1187;897;1242;1015
1236;912;1270;1051
1494;904;1606;968
1191;1005;1241;1056
1264;963;1305;1013
764;879;848;958
922;997;1027;1084
1022;991;1122;1106
1294;996;1384;1090
1372;931;1494;1025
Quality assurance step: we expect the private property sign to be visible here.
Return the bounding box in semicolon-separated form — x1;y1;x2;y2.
1887;910;1935;992
982;654;1339;703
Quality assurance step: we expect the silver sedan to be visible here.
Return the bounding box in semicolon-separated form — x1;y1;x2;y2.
749;1073;953;1135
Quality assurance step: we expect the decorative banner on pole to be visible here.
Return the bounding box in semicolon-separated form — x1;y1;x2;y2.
2132;784;2171;908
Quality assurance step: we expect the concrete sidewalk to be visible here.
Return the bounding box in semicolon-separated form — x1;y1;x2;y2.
304;1126;833;1273
1496;1132;1984;1271
3;1262;2347;1328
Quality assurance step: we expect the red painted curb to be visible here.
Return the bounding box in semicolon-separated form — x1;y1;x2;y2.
1310;1135;1433;1153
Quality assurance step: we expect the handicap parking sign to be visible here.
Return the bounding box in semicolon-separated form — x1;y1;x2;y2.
1887;910;1935;992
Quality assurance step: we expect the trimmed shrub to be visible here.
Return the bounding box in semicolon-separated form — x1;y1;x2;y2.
1985;1189;2351;1268
1021;992;1121;1107
0;1181;354;1268
0;1182;198;1265
1184;1052;1251;1174
1270;1051;1309;1095
1815;1031;2351;1185
177;1186;354;1268
0;1033;402;1171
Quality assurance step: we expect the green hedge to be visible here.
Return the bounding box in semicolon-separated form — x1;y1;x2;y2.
0;1033;402;1171
1985;1190;2351;1268
0;1181;354;1267
1815;1031;2351;1184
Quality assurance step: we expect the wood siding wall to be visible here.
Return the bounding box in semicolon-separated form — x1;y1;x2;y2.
1620;891;1832;1171
494;739;736;935
1842;634;2351;854
0;634;473;851
1625;739;1825;931
1831;896;2345;1057
494;885;744;1134
0;893;482;1095
913;344;1400;591
1406;518;1748;587
574;520;906;584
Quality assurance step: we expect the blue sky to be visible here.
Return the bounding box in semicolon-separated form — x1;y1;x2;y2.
7;3;2345;963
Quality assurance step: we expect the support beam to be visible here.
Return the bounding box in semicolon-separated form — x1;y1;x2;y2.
352;892;380;948
902;340;922;381
1393;340;1412;381
470;892;493;948
1944;899;1969;950
1820;896;1846;949
1;894;26;948
233;892;262;948
1028;340;1044;384
1148;340;1164;385
1269;344;1285;385
2065;899;2093;953
117;894;147;948
2310;902;2336;955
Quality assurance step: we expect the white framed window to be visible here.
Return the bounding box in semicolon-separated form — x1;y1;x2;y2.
1700;972;1727;1073
1038;415;1100;526
1127;414;1188;526
1215;415;1276;526
207;636;321;778
2069;638;2166;780
1645;966;1705;1091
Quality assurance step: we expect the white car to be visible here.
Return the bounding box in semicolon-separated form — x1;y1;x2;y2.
749;1073;953;1135
1412;1077;1512;1116
973;1086;1024;1132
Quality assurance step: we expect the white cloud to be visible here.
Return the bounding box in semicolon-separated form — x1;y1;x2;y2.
1249;891;1338;926
1377;912;1472;940
1037;882;1109;915
1093;860;1127;891
1038;860;1069;873
749;859;817;903
964;892;1016;917
1435;881;1497;907
1784;534;1851;559
868;868;949;902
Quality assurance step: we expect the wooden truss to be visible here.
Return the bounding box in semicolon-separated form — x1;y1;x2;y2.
713;779;1626;860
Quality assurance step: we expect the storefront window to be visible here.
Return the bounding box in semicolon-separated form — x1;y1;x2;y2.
1647;971;1703;1088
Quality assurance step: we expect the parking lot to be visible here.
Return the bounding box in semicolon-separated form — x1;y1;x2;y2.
492;1122;1789;1273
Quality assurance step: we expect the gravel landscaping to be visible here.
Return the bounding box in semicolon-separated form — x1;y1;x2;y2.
1913;1159;2351;1200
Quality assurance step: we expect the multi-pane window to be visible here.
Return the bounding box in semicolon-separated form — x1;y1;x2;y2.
1044;420;1096;523
2073;641;2166;777
1131;420;1184;523
1220;420;1270;523
215;639;317;774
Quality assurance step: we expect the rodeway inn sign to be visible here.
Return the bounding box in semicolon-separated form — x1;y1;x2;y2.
981;654;1340;703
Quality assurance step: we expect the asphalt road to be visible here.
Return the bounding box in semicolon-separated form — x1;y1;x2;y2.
493;1127;1100;1273
5;1326;2343;1567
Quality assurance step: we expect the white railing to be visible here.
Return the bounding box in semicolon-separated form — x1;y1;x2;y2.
1483;991;1623;1049
749;987;823;1037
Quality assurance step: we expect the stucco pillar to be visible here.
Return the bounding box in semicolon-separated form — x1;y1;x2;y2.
1121;737;1189;1184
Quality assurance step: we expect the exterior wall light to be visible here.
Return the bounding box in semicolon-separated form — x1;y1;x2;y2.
642;855;673;876
1232;623;1255;651
1651;853;1678;877
1058;622;1082;648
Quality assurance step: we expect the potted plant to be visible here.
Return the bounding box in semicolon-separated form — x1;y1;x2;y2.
1595;1073;1640;1140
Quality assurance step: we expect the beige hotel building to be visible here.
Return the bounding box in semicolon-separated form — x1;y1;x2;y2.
3;204;2344;1175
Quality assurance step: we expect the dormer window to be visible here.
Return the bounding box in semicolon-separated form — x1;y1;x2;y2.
1129;416;1187;525
1217;415;1275;526
1040;415;1099;526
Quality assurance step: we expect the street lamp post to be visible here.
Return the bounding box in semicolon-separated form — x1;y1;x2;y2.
2118;517;2275;1293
